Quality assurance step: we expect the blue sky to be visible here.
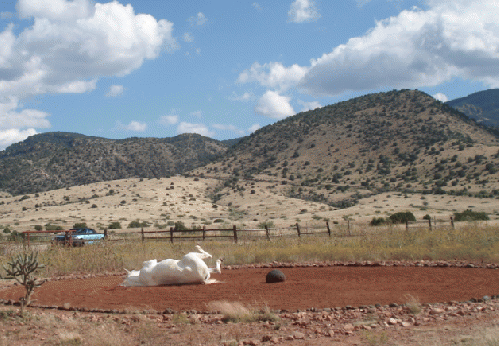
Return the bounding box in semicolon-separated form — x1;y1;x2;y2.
0;0;497;149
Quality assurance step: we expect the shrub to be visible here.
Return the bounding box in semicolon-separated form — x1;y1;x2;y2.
454;209;490;221
174;221;187;230
389;212;416;224
34;225;43;231
258;221;275;229
8;230;24;241
370;217;390;226
127;220;150;229
108;221;122;229
2;251;46;315
73;222;88;229
45;224;63;231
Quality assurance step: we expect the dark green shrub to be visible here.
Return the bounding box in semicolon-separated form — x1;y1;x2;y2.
73;222;88;229
108;221;122;229
389;212;416;224
174;221;187;230
370;217;390;226
34;225;43;231
45;224;63;231
454;209;490;221
127;220;150;228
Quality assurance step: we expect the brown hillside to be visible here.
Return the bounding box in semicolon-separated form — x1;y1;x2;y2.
0;132;227;195
194;90;499;208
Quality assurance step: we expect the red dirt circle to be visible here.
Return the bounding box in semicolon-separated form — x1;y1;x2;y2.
1;266;499;312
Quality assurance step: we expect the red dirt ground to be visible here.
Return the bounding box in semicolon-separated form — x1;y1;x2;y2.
1;266;499;312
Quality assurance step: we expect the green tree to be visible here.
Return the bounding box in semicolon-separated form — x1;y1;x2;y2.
389;212;416;224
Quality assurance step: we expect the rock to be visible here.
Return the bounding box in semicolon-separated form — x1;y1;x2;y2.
293;331;305;339
343;323;355;331
266;269;286;283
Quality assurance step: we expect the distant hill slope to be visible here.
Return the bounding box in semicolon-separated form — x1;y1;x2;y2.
446;89;499;128
194;89;499;208
0;132;228;195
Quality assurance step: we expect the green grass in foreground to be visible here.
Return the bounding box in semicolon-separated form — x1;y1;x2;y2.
1;223;499;277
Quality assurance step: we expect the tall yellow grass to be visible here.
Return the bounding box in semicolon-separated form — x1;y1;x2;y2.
1;223;498;277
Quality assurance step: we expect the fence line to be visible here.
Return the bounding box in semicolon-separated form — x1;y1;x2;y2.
406;217;454;231
15;217;464;247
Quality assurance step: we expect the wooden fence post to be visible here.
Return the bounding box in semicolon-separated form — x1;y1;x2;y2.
265;225;271;241
326;221;331;237
429;218;432;231
25;232;30;248
233;225;238;243
406;221;409;232
450;216;454;229
203;226;206;241
170;227;174;243
104;228;108;240
141;227;144;242
296;223;301;237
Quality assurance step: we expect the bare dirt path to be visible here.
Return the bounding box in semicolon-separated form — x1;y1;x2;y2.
1;266;498;312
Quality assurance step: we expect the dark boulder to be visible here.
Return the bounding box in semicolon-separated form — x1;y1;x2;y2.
266;269;286;283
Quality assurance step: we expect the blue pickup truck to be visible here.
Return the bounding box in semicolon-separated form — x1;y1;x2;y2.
53;228;105;246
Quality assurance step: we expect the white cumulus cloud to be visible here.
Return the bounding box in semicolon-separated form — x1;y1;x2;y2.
177;122;215;137
0;0;177;147
237;62;308;92
159;115;179;125
432;93;448;102
299;0;499;96
248;123;261;133
0;97;51;130
255;90;295;119
105;85;124;97
298;100;322;112
117;120;147;132
0;128;38;150
288;0;321;23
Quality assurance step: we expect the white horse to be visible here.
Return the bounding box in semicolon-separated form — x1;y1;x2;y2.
121;245;223;286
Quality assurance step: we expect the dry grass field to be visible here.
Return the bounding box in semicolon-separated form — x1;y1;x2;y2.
0;176;497;233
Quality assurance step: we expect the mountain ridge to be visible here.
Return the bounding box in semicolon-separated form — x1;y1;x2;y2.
446;89;499;128
2;89;499;204
194;89;499;208
0;132;228;195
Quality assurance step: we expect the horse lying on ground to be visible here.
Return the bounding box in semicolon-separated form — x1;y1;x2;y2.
121;245;223;286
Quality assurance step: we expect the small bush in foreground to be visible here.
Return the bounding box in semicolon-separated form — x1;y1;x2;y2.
207;301;279;323
2;251;46;315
